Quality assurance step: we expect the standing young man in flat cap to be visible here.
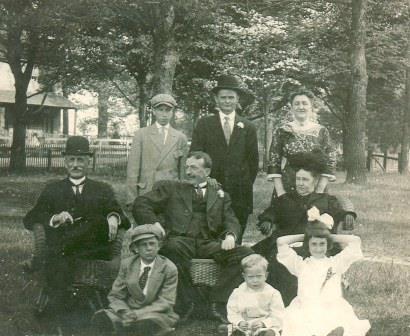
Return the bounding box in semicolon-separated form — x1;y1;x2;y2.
126;94;188;206
23;136;130;333
93;224;178;336
190;75;259;241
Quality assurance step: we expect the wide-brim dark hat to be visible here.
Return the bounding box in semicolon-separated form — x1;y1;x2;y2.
288;150;327;175
211;75;255;107
62;136;93;156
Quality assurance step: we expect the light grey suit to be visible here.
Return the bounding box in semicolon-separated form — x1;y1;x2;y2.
126;124;188;205
104;254;179;331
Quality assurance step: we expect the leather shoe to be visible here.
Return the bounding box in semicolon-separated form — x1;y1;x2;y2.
210;302;228;324
178;302;195;323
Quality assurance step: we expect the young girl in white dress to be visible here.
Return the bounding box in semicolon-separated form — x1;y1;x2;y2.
276;207;370;336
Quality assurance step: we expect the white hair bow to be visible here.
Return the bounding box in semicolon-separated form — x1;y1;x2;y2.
307;206;334;229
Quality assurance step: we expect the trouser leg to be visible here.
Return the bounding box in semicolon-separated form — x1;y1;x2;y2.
198;241;254;303
160;236;196;311
251;234;278;259
231;208;249;244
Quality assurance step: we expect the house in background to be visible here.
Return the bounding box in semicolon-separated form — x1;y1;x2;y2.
0;62;77;142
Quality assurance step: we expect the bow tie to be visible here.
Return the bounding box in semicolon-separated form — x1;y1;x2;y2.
194;184;207;190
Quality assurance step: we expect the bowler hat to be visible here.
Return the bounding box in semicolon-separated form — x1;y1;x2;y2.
62;136;93;156
150;94;178;108
129;224;164;248
211;75;255;106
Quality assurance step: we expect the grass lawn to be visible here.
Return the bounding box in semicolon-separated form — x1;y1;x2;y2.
0;172;409;335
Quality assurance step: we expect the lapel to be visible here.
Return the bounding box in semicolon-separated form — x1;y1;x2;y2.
228;114;243;149
63;177;76;198
211;114;229;148
79;177;90;198
177;183;193;212
206;186;218;212
143;257;166;304
157;126;178;166
147;124;164;153
127;257;146;302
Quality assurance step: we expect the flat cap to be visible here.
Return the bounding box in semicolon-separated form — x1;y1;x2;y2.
129;223;164;247
150;94;177;108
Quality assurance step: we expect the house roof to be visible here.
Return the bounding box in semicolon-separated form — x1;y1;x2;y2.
0;90;77;109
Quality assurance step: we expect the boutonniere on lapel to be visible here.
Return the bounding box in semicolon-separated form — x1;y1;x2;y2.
236;122;244;129
216;189;224;198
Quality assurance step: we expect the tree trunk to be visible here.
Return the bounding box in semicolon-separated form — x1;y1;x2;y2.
7;29;34;172
399;32;410;174
262;90;273;171
151;2;179;94
97;89;109;138
345;0;368;184
62;86;69;135
9;84;28;171
137;76;149;128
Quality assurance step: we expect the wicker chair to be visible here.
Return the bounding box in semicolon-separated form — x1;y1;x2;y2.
23;223;125;314
190;258;221;287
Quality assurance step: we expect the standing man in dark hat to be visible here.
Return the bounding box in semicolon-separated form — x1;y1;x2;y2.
190;75;259;241
24;136;130;334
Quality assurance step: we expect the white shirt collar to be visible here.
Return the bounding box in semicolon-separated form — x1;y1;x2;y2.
198;181;207;188
218;110;236;121
141;258;156;269
155;122;170;129
69;176;86;186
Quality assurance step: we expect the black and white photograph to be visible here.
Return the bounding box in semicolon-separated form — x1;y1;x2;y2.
0;1;409;335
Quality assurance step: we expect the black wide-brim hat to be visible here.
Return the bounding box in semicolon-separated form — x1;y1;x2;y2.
211;75;255;107
62;136;93;156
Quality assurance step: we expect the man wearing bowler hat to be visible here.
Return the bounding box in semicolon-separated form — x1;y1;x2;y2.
24;136;130;333
93;224;178;336
190;75;259;241
126;93;188;206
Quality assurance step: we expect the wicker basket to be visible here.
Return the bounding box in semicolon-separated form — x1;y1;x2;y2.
190;258;221;287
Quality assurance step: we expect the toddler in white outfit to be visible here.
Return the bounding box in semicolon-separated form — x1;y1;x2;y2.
227;254;284;336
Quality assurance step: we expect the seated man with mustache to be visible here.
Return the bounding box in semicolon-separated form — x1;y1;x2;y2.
132;151;254;323
24;136;130;334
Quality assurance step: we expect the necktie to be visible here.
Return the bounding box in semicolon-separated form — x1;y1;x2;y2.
139;266;151;291
223;116;231;144
159;126;165;144
194;185;204;201
74;185;80;197
70;179;86;197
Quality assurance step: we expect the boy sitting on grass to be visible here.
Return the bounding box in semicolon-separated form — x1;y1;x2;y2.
226;254;284;336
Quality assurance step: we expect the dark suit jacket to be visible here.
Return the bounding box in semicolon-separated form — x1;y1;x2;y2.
107;254;178;328
132;180;241;241
258;191;356;235
190;112;259;215
24;178;130;259
253;191;357;259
